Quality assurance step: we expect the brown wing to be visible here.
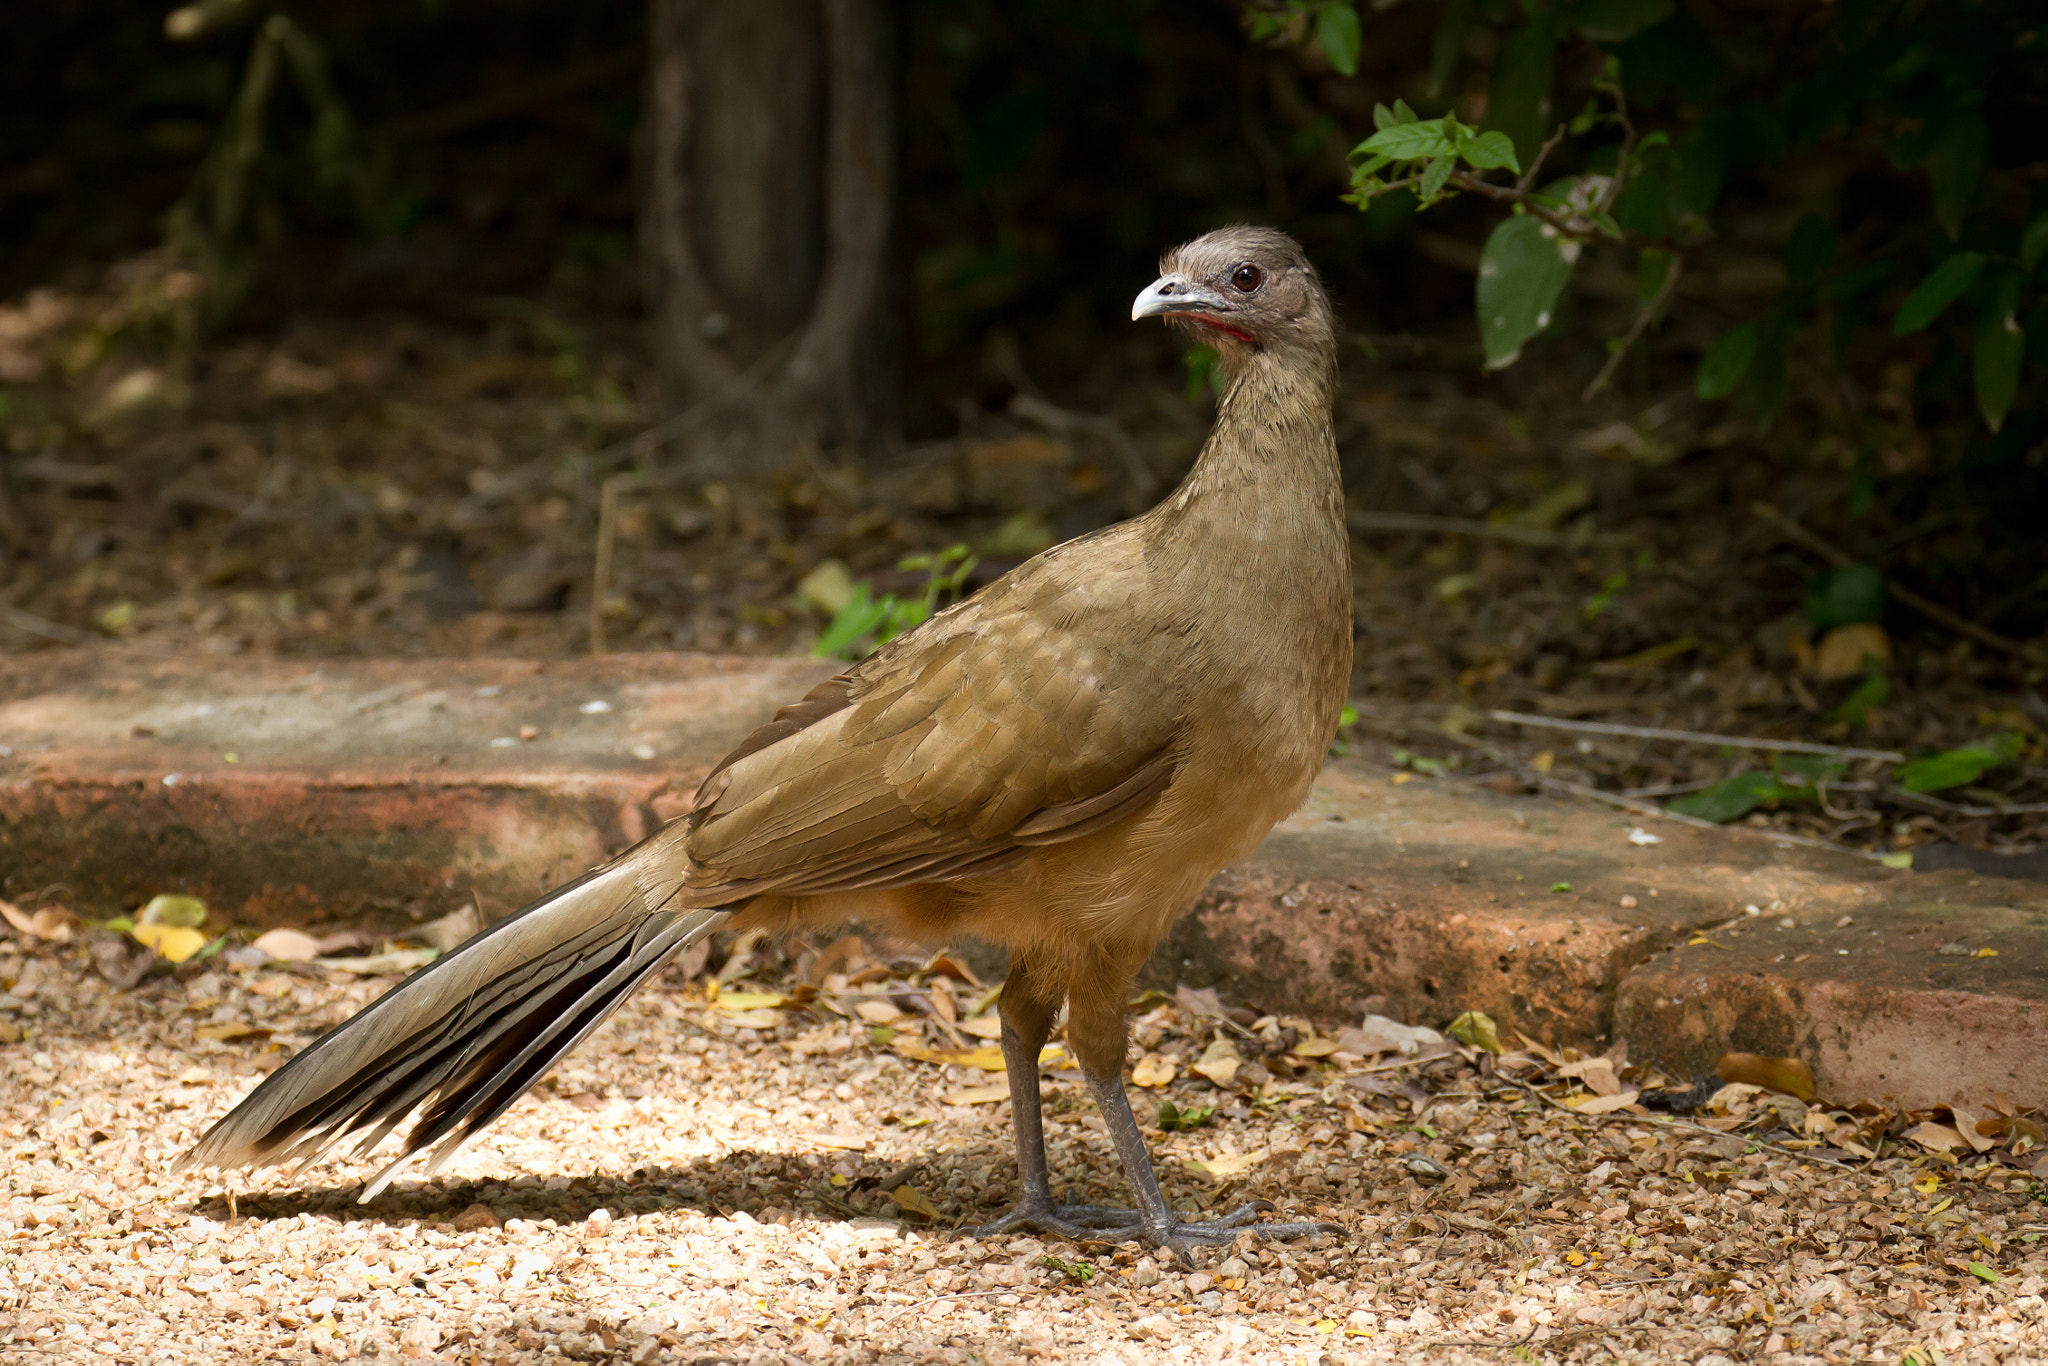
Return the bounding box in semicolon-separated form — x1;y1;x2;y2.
655;531;1182;905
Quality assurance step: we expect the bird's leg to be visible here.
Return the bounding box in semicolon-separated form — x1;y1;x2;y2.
963;960;1140;1237
966;950;1344;1263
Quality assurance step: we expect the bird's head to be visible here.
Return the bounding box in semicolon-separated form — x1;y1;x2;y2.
1131;226;1332;364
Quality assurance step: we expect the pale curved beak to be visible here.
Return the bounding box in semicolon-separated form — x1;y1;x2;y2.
1131;274;1234;322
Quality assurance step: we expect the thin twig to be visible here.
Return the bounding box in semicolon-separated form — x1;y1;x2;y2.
1750;502;2048;668
589;473;630;655
1424;1325;1540;1352
879;1288;1013;1325
1515;125;1569;195
1484;710;1906;763
1492;1072;1857;1172
0;603;94;645
1583;253;1683;402
1348;510;1631;550
1886;788;2048;819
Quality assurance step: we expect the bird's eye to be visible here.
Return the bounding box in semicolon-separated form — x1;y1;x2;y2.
1231;264;1263;292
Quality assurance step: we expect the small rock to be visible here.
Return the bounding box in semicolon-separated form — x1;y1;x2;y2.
1185;1272;1214;1294
397;1317;442;1359
1936;942;1970;956
1128;1264;1162;1288
1217;1255;1250;1279
585;1207;613;1237
451;1203;501;1231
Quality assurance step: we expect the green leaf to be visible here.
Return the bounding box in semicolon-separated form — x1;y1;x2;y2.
1476;214;1574;370
1974;272;2024;432
1967;1262;2000;1284
1185;343;1222;402
1830;666;1890;728
1372;102;1402;132
1158;1099;1217;1132
1667;771;1782;823
1316;3;1362;77
812;584;894;660
1694;322;1756;400
1447;1010;1503;1053
1419;154;1455;202
1572;0;1674;42
1461;130;1521;173
2022;213;2048;275
1928;115;1986;239
1486;18;1562;166
1892;253;1984;335
1895;733;2024;793
139;894;209;929
1880;851;1913;870
1803;563;1885;629
1359;120;1455;161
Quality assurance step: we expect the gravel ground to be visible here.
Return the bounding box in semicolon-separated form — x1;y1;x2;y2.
3;932;2045;1365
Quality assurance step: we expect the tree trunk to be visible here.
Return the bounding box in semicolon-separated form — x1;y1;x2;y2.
640;0;894;476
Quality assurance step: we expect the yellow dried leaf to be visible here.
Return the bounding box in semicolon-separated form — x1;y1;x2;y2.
1714;1052;1815;1101
721;1009;782;1029
941;1085;1010;1106
717;990;786;1012
1973;947;1999;958
1571;1090;1641;1116
1291;1037;1341;1059
958;1015;1004;1040
892;1185;942;1219
853;998;904;1024
1185;1150;1261;1180
132;923;209;963
1131;1054;1177;1088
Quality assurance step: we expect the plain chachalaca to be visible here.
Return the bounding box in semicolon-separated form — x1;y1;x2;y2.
180;225;1352;1257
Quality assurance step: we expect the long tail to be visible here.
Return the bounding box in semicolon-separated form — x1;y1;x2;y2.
177;842;730;1199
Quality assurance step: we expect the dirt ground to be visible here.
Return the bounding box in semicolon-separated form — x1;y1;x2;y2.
3;253;2045;869
3;928;2044;1365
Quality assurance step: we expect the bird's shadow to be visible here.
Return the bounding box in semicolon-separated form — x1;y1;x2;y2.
186;1137;1056;1230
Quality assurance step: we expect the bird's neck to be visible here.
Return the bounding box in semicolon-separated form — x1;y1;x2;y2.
1167;342;1341;513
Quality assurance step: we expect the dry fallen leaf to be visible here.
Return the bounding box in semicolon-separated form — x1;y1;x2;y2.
1904;1122;1965;1154
1945;1104;1997;1154
1185;1150;1262;1180
1715;1052;1816;1101
194;1022;271;1043
1191;1037;1241;1088
717;990;787;1013
313;948;436;975
1291;1036;1341;1059
0;898;74;943
132;923;209;963
853;998;903;1024
892;1185;942;1219
1131;1054;1177;1088
957;1015;1004;1040
1559;1057;1623;1097
248;928;320;962
941;1085;1009;1106
1571;1091;1641;1116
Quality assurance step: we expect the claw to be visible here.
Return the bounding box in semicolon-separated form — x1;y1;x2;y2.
960;1196;1344;1264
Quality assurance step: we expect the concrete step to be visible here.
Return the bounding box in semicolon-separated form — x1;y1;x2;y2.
5;648;2042;1108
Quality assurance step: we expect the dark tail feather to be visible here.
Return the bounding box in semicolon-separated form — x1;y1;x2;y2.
177;847;730;1198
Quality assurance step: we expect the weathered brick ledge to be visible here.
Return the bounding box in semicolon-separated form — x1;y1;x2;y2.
4;649;2042;1108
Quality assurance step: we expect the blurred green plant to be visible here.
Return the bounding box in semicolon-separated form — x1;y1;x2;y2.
812;545;978;661
1252;0;2045;432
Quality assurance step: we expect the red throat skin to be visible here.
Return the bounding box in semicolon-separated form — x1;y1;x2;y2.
1175;314;1256;345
